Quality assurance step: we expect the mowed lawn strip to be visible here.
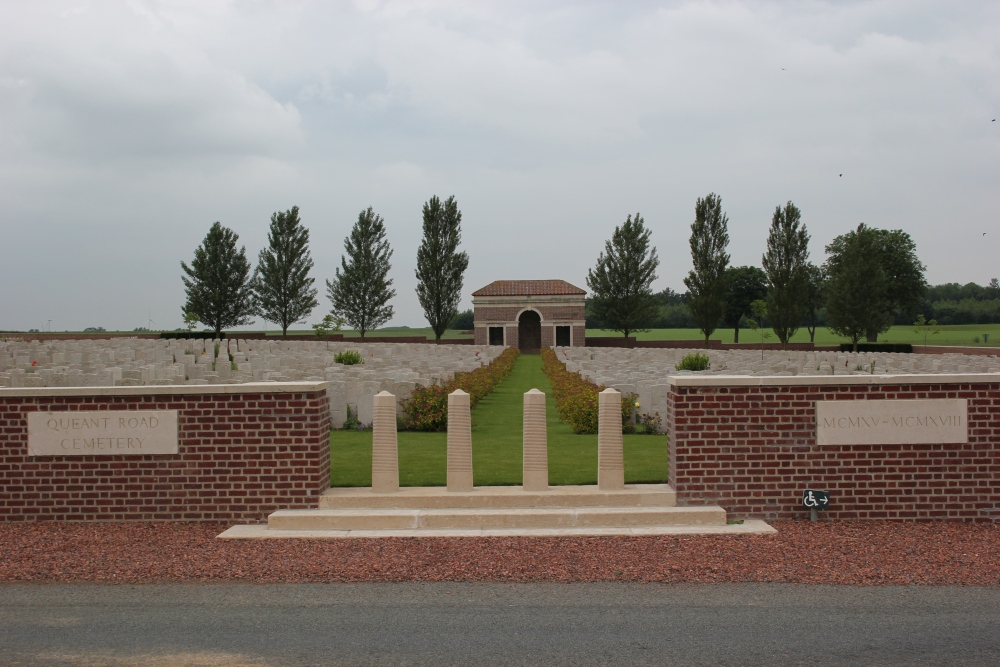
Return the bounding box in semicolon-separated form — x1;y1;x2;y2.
330;354;668;487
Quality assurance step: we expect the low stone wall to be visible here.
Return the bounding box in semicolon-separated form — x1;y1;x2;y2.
0;382;330;522
668;374;1000;521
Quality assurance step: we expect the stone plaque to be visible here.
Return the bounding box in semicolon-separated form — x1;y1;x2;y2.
28;411;179;456
816;399;967;446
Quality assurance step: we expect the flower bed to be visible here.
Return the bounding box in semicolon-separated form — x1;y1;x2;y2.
541;347;636;434
400;347;520;431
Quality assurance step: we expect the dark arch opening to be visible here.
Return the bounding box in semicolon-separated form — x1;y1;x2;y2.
518;310;542;353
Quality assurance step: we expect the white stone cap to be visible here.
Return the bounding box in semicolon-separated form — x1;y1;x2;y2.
0;381;329;398
667;373;1000;388
450;389;468;395
525;388;544;394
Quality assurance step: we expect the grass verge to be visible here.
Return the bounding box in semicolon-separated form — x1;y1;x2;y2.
330;354;668;487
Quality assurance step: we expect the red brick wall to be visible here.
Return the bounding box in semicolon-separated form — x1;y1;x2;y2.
474;305;585;323
668;381;1000;521
0;388;330;522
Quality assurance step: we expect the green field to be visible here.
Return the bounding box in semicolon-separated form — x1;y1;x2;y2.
330;353;668;487
586;324;1000;347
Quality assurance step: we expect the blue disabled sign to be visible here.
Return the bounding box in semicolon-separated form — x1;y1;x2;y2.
802;489;830;510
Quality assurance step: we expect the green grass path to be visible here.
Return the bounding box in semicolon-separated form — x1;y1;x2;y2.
330;354;668;487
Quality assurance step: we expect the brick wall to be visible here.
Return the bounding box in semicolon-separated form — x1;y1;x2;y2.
474;305;586;323
0;383;330;522
668;376;1000;521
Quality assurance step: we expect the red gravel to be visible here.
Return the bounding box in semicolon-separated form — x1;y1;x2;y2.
1;521;998;586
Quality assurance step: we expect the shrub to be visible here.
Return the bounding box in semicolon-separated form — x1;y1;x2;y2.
541;347;636;435
675;352;711;371
400;348;519;431
342;404;361;430
637;411;662;435
334;350;365;365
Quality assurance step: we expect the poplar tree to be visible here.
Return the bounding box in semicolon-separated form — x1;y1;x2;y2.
254;206;318;337
683;193;730;343
586;213;660;346
415;195;469;342
326;207;395;341
762;201;810;349
803;263;826;343
180;222;256;337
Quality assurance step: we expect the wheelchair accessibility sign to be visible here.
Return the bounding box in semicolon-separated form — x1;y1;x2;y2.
802;489;830;510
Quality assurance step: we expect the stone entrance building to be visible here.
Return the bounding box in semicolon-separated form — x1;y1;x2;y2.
472;280;587;351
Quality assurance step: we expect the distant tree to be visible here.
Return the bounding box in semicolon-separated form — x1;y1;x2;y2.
761;201;810;349
824;224;888;351
913;314;940;346
183;311;199;333
254;206;319;337
683;193;730;343
415;195;470;342
722;266;768;344
326;207;395;341
803;264;826;343
451;309;475;331
312;313;344;349
746;299;772;360
180;221;255;337
586;212;660;345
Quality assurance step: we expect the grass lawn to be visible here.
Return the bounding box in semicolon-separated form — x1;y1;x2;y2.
330;354;668;487
586;324;1000;347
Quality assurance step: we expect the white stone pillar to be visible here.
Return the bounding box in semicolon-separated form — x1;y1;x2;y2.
447;389;473;492
598;387;625;490
371;390;399;493
522;388;548;491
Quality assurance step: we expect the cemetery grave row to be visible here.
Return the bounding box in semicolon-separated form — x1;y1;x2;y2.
0;338;502;428
556;346;1000;428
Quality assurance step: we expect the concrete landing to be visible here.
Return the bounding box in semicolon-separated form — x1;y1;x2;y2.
218;520;776;539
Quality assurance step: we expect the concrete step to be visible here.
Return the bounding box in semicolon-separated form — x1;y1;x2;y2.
266;505;725;532
319;484;676;510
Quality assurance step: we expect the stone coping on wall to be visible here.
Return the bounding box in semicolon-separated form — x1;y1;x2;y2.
0;381;329;398
667;373;1000;388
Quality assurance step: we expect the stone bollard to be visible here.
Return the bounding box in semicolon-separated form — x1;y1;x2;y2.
522;388;548;492
371;390;399;493
598;387;625;490
447;389;473;492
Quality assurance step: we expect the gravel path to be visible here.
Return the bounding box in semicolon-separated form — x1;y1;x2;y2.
1;521;997;586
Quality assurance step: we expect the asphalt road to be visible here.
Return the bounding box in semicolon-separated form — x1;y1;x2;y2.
1;583;998;666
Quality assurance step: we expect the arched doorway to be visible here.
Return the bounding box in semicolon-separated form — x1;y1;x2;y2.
518;310;541;352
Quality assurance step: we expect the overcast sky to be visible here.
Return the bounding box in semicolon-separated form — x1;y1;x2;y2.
1;1;998;332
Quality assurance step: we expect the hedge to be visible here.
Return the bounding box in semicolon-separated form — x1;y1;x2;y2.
399;347;519;431
541;347;636;434
839;343;913;353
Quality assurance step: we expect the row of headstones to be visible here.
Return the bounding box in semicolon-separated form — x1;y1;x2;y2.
554;346;1000;434
562;347;999;380
368;387;629;492
0;338;501;424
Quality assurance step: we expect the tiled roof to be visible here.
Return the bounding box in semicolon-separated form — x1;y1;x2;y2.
472;280;586;297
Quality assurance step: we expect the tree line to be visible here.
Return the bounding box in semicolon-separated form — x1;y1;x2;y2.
585;194;942;351
180;197;468;341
